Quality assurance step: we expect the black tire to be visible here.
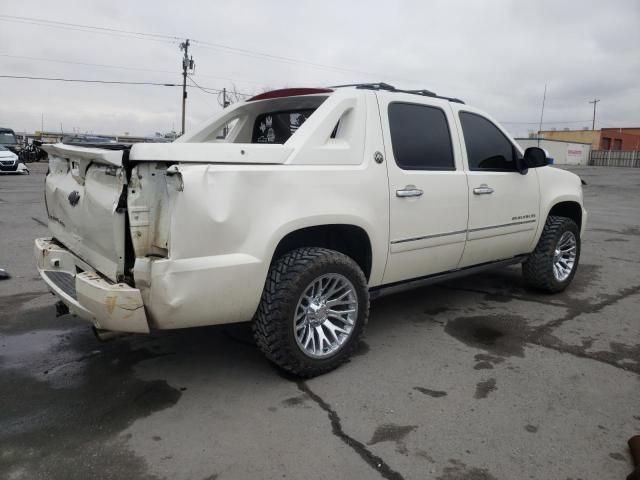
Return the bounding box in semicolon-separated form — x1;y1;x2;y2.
522;215;580;293
253;247;369;377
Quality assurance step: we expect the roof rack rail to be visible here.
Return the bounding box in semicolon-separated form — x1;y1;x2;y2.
330;82;396;91
330;82;465;104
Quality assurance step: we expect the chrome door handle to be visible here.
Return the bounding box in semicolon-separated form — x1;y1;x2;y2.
473;184;494;195
396;186;424;198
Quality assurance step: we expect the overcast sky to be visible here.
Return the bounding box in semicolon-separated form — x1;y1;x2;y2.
0;0;638;137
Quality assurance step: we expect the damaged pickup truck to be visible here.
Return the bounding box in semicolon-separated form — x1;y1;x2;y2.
36;83;586;376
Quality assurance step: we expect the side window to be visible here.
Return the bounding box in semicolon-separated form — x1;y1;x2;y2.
388;103;455;170
459;112;519;171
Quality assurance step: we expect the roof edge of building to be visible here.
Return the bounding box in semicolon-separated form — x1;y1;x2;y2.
514;138;593;145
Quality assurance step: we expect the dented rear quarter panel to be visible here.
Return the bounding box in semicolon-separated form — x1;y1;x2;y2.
139;162;389;329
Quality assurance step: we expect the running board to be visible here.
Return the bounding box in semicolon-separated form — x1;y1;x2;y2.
369;255;528;300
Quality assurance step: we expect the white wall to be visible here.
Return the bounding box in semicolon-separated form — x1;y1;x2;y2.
516;139;591;165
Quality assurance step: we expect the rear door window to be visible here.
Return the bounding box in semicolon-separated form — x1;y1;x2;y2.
388;102;455;170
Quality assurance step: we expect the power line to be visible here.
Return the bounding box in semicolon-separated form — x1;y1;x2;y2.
0;74;603;127
0;13;424;87
191;40;389;78
187;76;222;95
0;14;179;43
0;53;271;86
0;74;180;86
0;73;249;95
0;53;176;75
0;13;520;98
188;76;251;97
186;77;222;110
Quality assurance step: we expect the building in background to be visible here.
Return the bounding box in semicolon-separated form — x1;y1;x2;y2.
536;129;600;149
516;138;591;166
599;128;640;151
15;130;176;145
535;128;640;151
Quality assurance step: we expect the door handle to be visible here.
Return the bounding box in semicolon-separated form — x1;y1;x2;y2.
396;186;424;198
473;184;494;195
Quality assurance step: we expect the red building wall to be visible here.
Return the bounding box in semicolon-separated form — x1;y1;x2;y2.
599;128;640;150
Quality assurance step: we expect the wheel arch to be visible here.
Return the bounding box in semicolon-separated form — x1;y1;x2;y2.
548;200;583;230
271;224;373;281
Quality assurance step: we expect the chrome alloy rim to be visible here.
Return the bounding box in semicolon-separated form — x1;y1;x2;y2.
553;231;577;282
294;273;358;359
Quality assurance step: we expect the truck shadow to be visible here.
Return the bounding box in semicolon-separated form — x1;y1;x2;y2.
2;262;600;389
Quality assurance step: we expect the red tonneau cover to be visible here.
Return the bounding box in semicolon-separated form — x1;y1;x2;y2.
247;88;333;102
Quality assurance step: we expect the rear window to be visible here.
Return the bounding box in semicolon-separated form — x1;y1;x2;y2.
0;131;17;145
252;109;315;144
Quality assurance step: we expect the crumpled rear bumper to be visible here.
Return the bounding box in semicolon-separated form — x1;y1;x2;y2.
35;237;150;333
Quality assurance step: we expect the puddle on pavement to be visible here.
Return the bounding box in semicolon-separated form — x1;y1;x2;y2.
367;423;417;455
436;459;497;480
474;378;497;399
413;387;447;398
0;328;75;370
0;305;181;480
444;315;530;359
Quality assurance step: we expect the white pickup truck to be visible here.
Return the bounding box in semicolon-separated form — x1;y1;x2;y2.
36;83;586;376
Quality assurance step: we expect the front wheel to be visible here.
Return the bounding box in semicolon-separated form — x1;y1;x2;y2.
253;247;369;377
522;215;580;293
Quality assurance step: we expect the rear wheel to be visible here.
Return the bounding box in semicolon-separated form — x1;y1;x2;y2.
253;247;369;377
522;215;580;293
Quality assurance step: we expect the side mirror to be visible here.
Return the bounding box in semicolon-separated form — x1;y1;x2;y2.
523;147;549;169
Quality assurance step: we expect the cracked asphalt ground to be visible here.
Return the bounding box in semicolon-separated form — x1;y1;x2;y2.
1;163;639;480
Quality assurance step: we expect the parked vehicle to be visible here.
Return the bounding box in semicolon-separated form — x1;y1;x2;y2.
0;127;20;155
19;140;49;163
0;146;29;174
36;84;586;376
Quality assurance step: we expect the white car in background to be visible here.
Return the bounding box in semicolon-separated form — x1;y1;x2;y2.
0;146;29;174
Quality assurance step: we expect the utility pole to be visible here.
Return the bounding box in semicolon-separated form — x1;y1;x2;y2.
222;88;230;108
179;39;194;135
537;83;547;147
589;98;600;131
221;88;231;138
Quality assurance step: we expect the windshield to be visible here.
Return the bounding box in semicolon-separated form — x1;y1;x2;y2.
62;134;116;144
0;131;17;145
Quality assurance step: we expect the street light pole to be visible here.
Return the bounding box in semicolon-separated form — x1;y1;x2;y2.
537;83;547;147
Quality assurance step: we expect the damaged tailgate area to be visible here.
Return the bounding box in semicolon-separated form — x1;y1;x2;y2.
38;142;175;333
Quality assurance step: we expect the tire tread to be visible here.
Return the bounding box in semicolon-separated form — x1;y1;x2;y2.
522;215;580;293
252;247;369;377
